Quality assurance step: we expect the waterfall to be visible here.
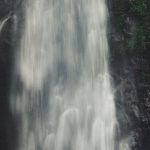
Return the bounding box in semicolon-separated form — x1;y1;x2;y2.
11;0;117;150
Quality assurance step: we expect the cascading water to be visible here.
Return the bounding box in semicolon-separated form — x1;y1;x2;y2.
11;0;117;150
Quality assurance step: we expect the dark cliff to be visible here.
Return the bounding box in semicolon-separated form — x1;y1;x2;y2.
109;0;150;149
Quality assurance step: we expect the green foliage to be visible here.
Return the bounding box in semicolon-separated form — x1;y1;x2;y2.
112;0;150;55
135;27;146;50
129;0;147;17
113;0;128;30
126;38;135;51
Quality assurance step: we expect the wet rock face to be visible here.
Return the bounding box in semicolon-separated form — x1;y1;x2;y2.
111;55;150;150
0;0;14;17
132;55;150;150
0;1;19;150
111;61;139;150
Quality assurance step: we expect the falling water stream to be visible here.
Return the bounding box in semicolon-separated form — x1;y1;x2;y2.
11;0;118;150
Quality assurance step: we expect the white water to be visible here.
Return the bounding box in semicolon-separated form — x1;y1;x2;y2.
11;0;117;150
0;17;10;33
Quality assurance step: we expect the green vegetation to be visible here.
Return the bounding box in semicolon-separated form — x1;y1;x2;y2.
111;0;150;56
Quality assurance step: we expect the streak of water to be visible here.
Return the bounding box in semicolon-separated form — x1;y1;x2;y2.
0;17;9;33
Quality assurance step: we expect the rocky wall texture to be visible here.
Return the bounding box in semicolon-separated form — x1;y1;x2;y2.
109;0;150;149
